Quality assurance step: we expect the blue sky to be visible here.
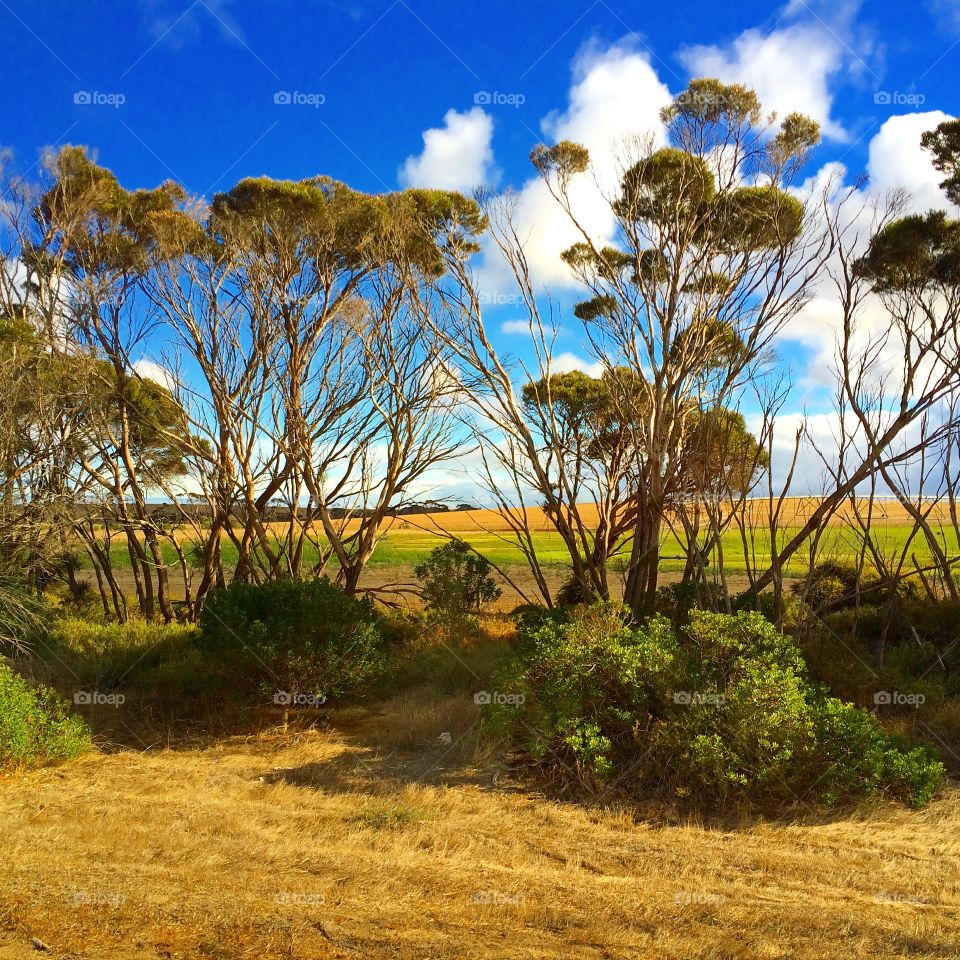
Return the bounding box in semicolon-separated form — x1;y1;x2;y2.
2;0;958;497
2;1;955;203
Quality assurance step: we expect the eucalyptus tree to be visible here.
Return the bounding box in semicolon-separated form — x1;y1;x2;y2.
782;206;960;608
431;81;830;614
150;176;484;600
534;80;835;614
30;147;205;621
922;117;960;207
0;148;202;620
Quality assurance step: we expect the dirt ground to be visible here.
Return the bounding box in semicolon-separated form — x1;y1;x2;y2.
78;563;767;614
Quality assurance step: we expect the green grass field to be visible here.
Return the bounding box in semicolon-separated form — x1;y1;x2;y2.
84;522;960;577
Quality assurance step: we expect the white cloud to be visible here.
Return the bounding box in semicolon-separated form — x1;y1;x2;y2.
780;111;958;387
867;111;957;213
399;107;496;192
678;21;852;141
500;319;532;335
551;352;605;378
478;40;672;296
541;39;671;164
134;358;176;391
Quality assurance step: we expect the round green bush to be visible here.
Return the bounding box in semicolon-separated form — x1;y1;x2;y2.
494;605;944;809
415;540;501;619
0;660;92;769
197;577;389;702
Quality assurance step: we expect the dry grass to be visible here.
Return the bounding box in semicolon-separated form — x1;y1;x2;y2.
345;497;960;535
148;496;958;545
1;693;958;959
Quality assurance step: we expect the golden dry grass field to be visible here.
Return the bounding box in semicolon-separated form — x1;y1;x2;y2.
1;688;959;959
375;497;960;534
84;496;960;608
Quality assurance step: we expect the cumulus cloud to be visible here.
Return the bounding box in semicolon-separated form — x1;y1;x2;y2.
779;110;957;382
678;18;856;141
540;39;671;164
134;358;176;391
399;107;497;192
500;319;532;335
867;110;957;213
551;352;605;378
477;40;672;296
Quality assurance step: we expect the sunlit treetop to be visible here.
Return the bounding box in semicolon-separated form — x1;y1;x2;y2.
521;367;765;495
921;117;960;207
35;149;487;283
210;175;485;278
710;185;805;252
855;210;960;292
661;78;761;128
614;148;717;224
536;80;817;319
36;146;195;275
530;140;591;187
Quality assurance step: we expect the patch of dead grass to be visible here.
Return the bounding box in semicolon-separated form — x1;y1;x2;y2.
0;698;958;959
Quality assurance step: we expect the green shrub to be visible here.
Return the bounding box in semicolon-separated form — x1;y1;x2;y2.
495;605;944;809
799;598;960;765
415;540;501;621
0;568;50;653
49;618;199;682
45;617;205;717
197;578;389;702
377;609;427;648
655;580;726;621
555;575;599;608
793;560;918;613
0;660;92;768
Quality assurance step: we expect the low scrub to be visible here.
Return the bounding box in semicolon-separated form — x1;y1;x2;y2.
799;597;960;765
197;577;390;704
792;560;918;613
44;617;205;720
493;604;944;809
0;660;92;768
414;540;501;643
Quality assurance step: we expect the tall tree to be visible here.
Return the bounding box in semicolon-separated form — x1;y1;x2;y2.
527;80;831;614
